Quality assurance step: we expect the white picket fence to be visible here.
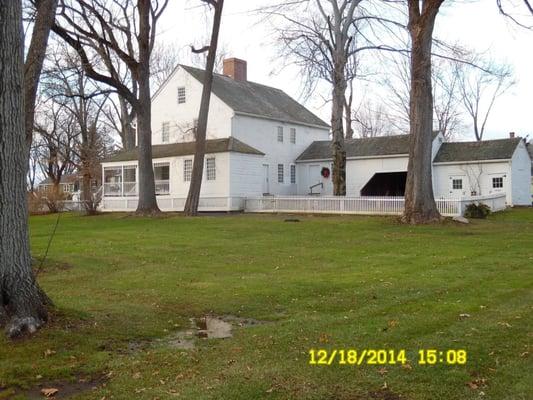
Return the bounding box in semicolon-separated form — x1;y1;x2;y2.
244;194;507;217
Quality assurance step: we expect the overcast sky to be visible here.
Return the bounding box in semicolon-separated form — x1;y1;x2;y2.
157;1;533;142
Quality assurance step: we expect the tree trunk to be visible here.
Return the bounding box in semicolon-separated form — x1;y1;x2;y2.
24;0;58;149
135;0;160;215
344;88;354;139
403;0;443;224
184;0;224;216
332;64;347;196
119;96;136;150
0;2;50;338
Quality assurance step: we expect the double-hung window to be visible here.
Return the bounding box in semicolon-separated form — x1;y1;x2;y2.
277;126;284;142
290;164;296;184
177;87;186;104
278;164;284;183
184;159;192;182
290;128;296;144
161;122;170;143
206;157;216;181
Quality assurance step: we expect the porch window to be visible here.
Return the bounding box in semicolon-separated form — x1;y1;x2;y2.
177;87;186;104
103;166;137;197
290;128;296;144
206;157;216;181
184;159;192;181
154;162;170;195
290;164;296;184
277;126;283;142
161;121;170;143
278;164;284;183
492;177;503;188
452;179;462;190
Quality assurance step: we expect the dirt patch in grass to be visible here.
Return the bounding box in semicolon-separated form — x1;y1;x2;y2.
2;375;107;399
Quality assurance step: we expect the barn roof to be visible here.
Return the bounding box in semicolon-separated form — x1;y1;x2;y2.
180;65;329;128
434;138;522;163
103;137;264;163
296;134;414;161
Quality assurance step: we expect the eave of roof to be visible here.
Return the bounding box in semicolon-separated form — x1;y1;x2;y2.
102;137;264;163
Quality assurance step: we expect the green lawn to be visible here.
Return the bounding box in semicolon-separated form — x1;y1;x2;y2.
1;210;532;399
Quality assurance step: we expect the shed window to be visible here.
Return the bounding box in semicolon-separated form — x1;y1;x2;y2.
492;177;503;188
452;179;462;190
278;164;284;183
206;157;216;181
161;122;170;143
184;159;192;182
277;126;284;142
290;164;296;184
177;87;186;104
290;128;296;144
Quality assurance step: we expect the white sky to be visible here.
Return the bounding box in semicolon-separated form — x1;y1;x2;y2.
157;1;533;142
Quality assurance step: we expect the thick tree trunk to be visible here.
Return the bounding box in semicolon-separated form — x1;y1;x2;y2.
0;2;50;338
184;0;224;216
135;0;160;215
344;90;354;139
332;64;347;196
24;0;58;149
403;0;442;224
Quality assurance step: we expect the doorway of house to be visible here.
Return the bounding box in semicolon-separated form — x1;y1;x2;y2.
262;164;270;195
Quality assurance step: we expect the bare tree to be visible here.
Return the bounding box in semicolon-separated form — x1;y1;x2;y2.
352;100;394;138
0;1;53;338
497;0;533;28
53;0;169;215
184;0;225;216
271;0;363;195
402;0;443;224
456;60;514;141
24;0;59;149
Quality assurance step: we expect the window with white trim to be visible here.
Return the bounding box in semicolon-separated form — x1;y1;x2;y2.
177;87;186;104
452;179;462;190
184;159;192;182
161;121;170;143
206;157;216;181
153;162;170;195
290;164;296;184
278;164;284;183
277;126;284;142
290;128;296;144
492;177;503;188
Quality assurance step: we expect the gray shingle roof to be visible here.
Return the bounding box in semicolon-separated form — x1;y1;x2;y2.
434;138;521;163
103;137;264;163
180;65;329;128
296;134;413;161
39;173;79;186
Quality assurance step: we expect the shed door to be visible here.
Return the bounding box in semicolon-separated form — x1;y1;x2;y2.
449;175;466;198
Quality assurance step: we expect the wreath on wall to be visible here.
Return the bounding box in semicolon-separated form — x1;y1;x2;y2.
321;167;330;178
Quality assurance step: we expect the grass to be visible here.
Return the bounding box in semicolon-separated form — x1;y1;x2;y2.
0;209;532;399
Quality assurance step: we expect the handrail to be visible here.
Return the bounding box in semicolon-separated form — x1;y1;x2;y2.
309;182;323;194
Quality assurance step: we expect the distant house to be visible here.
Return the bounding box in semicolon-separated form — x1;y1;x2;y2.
99;59;531;212
38;172;101;197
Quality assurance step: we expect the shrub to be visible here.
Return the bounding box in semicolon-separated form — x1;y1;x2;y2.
464;202;491;219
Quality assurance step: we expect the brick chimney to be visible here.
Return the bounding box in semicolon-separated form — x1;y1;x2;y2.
223;58;247;81
509;132;515;138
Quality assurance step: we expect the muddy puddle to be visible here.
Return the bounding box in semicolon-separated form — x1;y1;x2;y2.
130;315;265;351
1;376;106;400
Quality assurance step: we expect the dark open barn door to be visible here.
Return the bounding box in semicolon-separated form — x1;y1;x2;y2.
360;171;407;196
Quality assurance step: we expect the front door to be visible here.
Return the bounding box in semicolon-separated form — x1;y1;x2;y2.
308;164;321;194
262;164;270;195
449;175;466;198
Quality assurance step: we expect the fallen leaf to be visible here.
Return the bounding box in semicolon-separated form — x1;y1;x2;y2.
459;313;471;319
377;367;388;376
41;388;59;398
401;363;412;370
44;349;56;357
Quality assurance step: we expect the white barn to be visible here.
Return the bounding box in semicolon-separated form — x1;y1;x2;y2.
101;59;531;212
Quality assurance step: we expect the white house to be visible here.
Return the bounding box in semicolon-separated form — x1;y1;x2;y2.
100;59;531;212
296;133;532;206
101;58;330;211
